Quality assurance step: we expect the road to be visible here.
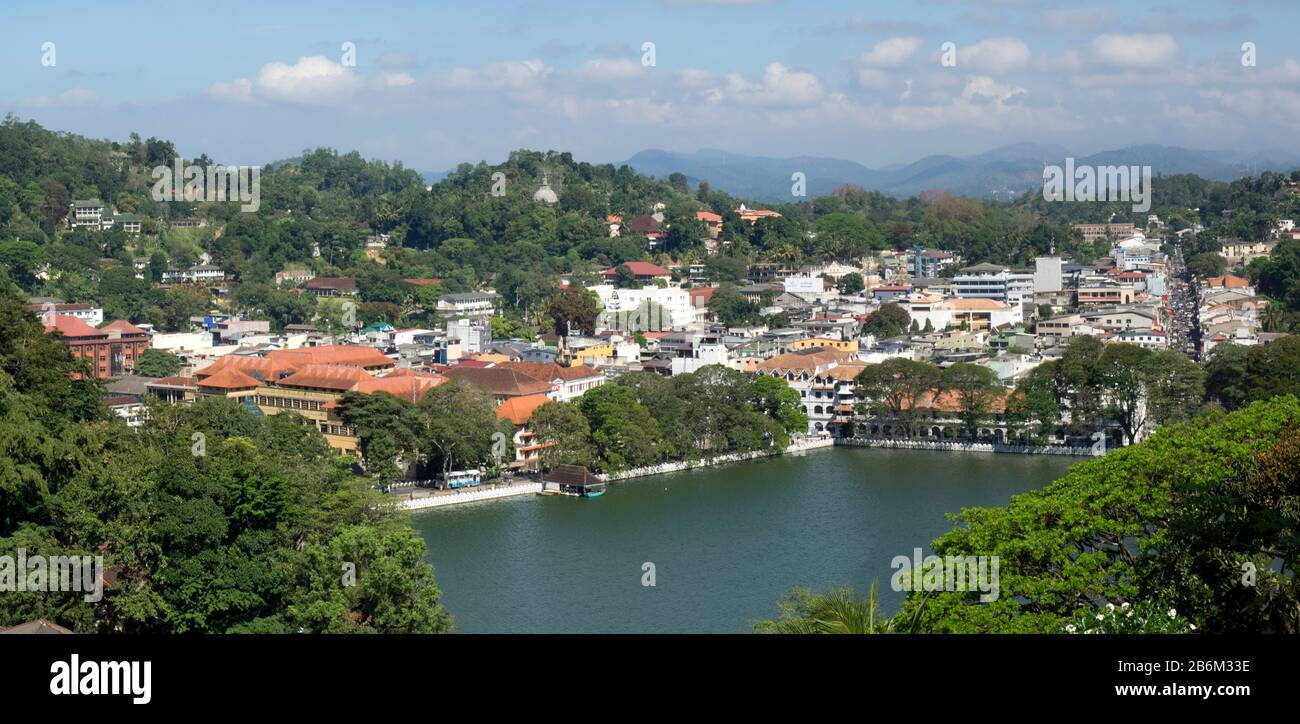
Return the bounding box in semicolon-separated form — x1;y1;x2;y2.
1165;245;1202;361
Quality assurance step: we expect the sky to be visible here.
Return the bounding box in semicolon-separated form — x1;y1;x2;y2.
3;0;1299;171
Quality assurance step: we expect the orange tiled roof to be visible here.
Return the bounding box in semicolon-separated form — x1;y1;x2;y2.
695;211;722;223
276;364;372;391
197;367;262;390
756;348;855;373
196;355;298;381
939;298;1011;311
496;393;553;425
1206;274;1250;289
902;389;1008;413
272;345;394;369
350;373;445;401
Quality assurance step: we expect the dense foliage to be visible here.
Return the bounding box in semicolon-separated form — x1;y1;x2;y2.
530;366;807;474
0;291;451;632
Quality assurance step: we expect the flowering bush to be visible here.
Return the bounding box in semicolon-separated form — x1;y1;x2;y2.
1063;601;1197;634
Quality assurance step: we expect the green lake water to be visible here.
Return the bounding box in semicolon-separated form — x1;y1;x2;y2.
414;447;1079;633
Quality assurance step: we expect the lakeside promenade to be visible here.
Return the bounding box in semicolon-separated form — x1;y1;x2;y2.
399;434;1099;512
400;436;835;511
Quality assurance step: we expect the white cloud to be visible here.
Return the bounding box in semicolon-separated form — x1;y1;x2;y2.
375;72;416;88
254;56;363;103
960;37;1031;74
857;68;894;90
858;37;922;68
1091;33;1178;69
577;58;645;82
433;59;552;91
208;56;362;105
208;78;256;104
723;62;825;107
676;68;716;89
19;87;99;108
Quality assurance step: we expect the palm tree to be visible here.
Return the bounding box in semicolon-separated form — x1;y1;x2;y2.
754;582;905;634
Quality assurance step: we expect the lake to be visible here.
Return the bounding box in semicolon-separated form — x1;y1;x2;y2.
414;447;1079;633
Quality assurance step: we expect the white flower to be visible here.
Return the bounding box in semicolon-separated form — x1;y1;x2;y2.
1167;608;1177;618
1126;610;1133;618
1120;602;1131;610
1065;624;1077;633
1106;603;1116;611
1189;624;1196;631
1096;614;1105;621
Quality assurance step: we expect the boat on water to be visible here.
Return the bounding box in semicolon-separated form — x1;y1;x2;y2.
539;464;606;498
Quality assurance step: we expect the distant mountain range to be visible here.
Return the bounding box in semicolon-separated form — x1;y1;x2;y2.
618;144;1300;202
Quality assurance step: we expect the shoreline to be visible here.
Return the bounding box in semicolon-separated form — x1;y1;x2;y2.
401;435;1096;511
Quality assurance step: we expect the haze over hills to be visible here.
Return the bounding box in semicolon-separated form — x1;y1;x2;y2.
618;144;1300;202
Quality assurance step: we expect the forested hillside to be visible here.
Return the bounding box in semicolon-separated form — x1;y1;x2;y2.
4;114;1300;335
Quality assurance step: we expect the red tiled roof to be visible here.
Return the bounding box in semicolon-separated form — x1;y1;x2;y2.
695;211;722;223
689;287;717;305
443;366;552;397
498;361;602;382
602;261;671;278
305;277;357;289
43;315;101;337
101;319;148;335
624;216;662;233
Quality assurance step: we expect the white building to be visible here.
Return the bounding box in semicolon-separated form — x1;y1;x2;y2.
589;284;694;332
953;263;1010;301
783;275;826;297
1034;256;1063;294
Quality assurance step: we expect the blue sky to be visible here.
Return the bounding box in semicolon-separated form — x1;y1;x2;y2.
4;0;1298;170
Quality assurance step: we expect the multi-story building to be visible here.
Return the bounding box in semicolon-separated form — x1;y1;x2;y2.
25;301;104;326
1033;256;1063;294
1079;307;1158;332
1077;285;1136;307
43;316;150;378
590;284;694;331
68;200;105;230
162;264;227;285
496;361;606;401
275;268;316;287
953;263;1010;301
436;290;498;317
906;247;960;278
754;347;862;436
1074;222;1135;243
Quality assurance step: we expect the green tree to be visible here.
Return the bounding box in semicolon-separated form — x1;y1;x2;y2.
529;400;593;469
943;363;1003;439
133;348;181;377
862;303;910;339
855;358;941;437
836;272;865;295
546;286;598;338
